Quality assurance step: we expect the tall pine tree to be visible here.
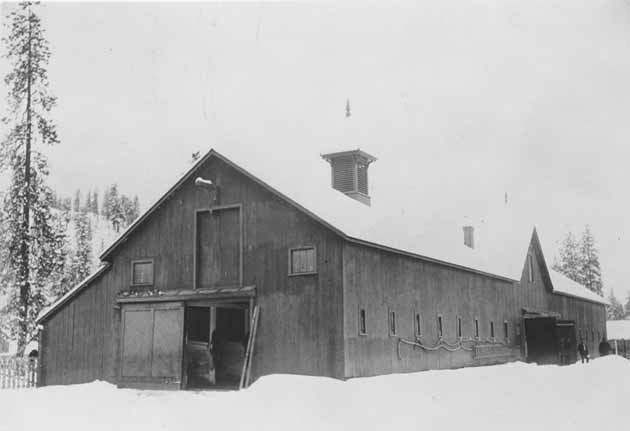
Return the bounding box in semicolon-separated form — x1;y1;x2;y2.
580;225;603;296
552;232;582;285
67;209;93;288
607;289;624;320
554;226;604;298
0;2;60;351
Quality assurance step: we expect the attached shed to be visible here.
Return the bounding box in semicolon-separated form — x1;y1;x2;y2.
36;148;608;389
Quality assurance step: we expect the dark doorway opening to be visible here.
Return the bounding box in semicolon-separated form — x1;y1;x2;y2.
556;321;577;365
213;307;247;387
184;303;248;390
524;317;558;364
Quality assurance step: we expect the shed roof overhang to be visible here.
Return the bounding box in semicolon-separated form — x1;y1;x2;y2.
115;285;256;305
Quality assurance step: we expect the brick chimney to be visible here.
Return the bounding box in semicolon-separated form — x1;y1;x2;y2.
463;226;474;249
321;149;377;206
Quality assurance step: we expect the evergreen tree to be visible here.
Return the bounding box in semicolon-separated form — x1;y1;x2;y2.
73;189;81;212
84;190;92;212
62;196;71;212
554;226;604;297
101;185;111;219
579;225;603;296
624;295;630;320
0;2;60;350
108;183;124;231
67;209;93;288
92;189;99;215
607;289;625;320
552;232;582;285
47;210;71;298
132;195;140;221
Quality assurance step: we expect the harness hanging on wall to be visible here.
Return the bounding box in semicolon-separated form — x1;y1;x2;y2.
195;177;219;213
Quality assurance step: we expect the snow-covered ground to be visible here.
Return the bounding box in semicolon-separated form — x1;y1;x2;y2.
1;356;628;431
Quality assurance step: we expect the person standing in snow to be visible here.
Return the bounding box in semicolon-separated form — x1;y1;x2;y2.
577;340;589;363
598;338;611;356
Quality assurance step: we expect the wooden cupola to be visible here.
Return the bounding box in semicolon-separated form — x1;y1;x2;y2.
321;149;377;206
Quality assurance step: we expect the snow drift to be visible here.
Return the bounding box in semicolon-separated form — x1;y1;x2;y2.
1;356;628;431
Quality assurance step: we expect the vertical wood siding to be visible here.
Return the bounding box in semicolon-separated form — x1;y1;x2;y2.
343;235;607;378
343;243;520;378
40;156;345;385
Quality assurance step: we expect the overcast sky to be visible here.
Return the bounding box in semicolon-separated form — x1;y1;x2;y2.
1;1;629;299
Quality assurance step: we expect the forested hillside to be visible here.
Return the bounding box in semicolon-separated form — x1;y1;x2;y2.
0;184;140;343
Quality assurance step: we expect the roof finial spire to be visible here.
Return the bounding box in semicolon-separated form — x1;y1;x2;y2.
345;99;351;118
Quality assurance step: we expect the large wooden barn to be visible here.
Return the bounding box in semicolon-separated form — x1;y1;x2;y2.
36;148;607;389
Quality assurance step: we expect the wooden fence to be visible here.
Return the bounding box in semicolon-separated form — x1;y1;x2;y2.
611;339;630;359
0;357;38;389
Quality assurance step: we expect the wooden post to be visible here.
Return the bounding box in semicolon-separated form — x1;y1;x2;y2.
239;305;259;390
245;307;260;388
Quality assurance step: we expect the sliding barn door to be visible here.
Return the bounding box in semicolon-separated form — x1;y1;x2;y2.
120;302;184;389
196;207;242;288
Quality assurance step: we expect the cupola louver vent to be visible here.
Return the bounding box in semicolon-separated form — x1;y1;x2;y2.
321;149;377;206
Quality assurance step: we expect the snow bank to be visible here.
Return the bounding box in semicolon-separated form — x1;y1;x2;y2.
1;357;629;431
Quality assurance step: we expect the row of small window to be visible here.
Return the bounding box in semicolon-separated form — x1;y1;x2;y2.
359;308;510;340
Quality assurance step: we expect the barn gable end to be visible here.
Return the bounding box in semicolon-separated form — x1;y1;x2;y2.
39;152;346;387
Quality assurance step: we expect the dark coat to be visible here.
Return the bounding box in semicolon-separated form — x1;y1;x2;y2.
599;340;611;356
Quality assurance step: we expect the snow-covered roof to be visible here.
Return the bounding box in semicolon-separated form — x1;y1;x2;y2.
97;147;607;305
100;148;528;281
36;263;111;324
607;320;630;340
548;270;608;306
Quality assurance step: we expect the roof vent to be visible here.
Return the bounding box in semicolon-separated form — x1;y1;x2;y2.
321;149;377;206
463;225;475;249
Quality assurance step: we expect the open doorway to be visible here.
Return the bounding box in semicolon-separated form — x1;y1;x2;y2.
524;317;558;364
184;303;249;389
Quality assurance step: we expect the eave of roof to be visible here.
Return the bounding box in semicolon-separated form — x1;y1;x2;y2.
36;263;111;324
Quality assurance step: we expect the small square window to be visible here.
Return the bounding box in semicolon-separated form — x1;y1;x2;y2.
131;260;154;286
490;321;495;339
389;310;397;336
359;308;367;336
289;247;317;275
437;314;444;339
414;313;422;337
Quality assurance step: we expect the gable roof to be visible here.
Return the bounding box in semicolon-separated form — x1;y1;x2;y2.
100;148;518;280
38;146;604;323
36;264;111;324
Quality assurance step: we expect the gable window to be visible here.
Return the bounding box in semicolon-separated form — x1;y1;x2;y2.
414;313;422;337
131;259;154;286
490;321;495;339
389;310;397;336
437;314;444;339
527;254;534;283
289;247;317;275
474;318;480;339
359;308;367;336
457;316;462;339
503;320;509;341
